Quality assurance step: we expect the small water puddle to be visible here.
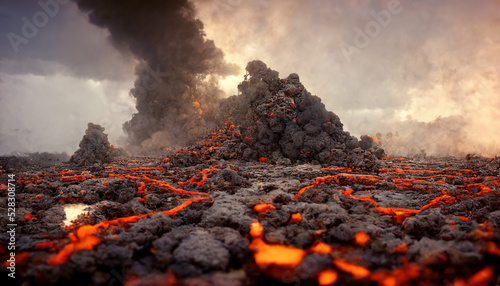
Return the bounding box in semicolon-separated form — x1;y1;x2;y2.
63;204;91;226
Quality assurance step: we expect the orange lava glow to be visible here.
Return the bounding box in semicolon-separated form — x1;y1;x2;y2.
370;263;420;286
137;182;147;197
395;242;407;253
310;241;332;254
333;259;371;279
472;223;494;240
421;194;456;210
47;224;102;265
321;167;352;172
467;183;493;196
250;238;306;268
24;213;34;222
249;221;306;268
254;203;276;213
250;221;264;238
485;242;500;256
467;266;494;286
298;173;381;196
298;175;338;195
373;207;420;223
62;174;96;182
354;231;370;247
47;197;209;265
176;165;219;186
289;213;302;224
318;269;338;285
36;241;55;249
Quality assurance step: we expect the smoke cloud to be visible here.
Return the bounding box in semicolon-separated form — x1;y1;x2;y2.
0;0;135;155
194;0;500;156
76;0;237;151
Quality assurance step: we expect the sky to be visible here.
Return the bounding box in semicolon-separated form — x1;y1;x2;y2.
1;0;499;156
0;0;136;155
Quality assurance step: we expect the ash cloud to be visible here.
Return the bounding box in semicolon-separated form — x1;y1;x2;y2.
195;0;500;157
76;0;237;151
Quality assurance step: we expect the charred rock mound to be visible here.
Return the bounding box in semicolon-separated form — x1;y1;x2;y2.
70;123;117;166
217;60;385;167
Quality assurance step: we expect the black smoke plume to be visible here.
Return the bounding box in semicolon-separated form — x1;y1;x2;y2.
76;0;236;150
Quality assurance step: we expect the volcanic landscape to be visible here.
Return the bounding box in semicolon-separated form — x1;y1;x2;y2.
1;61;500;286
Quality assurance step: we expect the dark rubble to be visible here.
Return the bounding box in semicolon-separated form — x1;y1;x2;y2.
0;152;499;285
216;60;385;169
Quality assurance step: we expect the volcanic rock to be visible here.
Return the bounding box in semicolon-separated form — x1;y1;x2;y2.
172;230;230;274
403;208;446;238
218;60;385;168
69;123;118;166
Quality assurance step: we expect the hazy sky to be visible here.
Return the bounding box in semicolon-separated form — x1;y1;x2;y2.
1;0;499;156
0;0;136;155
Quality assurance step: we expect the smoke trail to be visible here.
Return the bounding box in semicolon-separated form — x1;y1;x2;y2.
76;0;236;150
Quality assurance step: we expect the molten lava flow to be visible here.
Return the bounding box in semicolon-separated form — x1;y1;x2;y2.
298;175;338;195
333;259;371;279
61;171;96;182
137;182;147;197
354;231;370;247
321;167;352;172
370;263;420;286
177;165;219;187
47;196;209;265
466;266;494;286
298;173;381;196
253;203;276;213
249;221;306;268
250;238;306;268
373;207;420;223
289;213;302;224
24;213;34;222
160;197;208;216
472;223;494;240
318;269;338;285
485;242;500;256
395;242;407;253
47;224;102;265
310;241;332;254
421;194;456;210
36;241;55;249
250;221;263;237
